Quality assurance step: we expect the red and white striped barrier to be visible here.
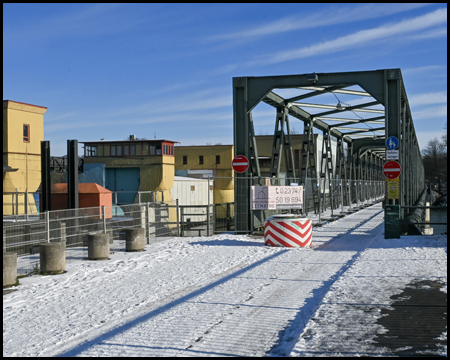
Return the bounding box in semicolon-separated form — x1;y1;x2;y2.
264;215;312;248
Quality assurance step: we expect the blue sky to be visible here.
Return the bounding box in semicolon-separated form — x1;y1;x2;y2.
3;3;447;156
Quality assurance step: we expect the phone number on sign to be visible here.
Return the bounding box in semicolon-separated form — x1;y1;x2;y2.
276;197;301;204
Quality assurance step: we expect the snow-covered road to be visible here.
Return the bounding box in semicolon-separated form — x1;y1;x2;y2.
3;203;447;357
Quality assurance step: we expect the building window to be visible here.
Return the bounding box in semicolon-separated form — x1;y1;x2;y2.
150;145;155;155
191;186;195;191
183;156;187;165
111;145;116;156
86;145;97;157
216;155;220;164
124;145;129;156
23;124;30;142
130;145;136;155
116;145;122;156
156;144;161;155
199;155;204;165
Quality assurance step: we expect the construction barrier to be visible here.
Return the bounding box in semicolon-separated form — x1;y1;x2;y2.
264;215;312;248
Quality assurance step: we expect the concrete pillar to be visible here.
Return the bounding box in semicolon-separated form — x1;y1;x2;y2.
3;252;17;287
39;242;66;274
88;233;110;260
125;228;145;252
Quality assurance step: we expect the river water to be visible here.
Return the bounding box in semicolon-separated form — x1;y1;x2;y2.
430;208;447;234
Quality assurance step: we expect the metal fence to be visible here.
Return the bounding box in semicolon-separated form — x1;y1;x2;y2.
232;177;385;232
3;176;384;274
3;201;178;275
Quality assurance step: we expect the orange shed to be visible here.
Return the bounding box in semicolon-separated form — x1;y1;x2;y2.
51;183;113;219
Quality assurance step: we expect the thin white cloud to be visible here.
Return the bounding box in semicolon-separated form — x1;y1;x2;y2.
408;92;447;106
207;3;432;42
4;4;143;46
45;112;78;122
247;8;447;66
402;65;447;75
411;105;447;120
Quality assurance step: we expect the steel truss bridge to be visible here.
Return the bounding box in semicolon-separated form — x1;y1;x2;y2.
233;69;425;238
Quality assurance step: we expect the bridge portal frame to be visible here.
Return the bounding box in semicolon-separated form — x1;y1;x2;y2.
233;69;424;236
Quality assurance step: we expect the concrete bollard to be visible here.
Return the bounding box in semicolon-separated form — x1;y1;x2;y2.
3;252;18;287
125;228;145;252
88;233;110;260
39;242;66;274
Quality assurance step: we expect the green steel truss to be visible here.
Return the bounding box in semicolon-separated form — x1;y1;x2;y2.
233;69;425;234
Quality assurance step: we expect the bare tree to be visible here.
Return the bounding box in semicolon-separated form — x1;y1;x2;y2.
422;137;446;193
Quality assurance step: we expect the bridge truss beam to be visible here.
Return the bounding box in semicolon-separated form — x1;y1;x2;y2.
233;69;425;234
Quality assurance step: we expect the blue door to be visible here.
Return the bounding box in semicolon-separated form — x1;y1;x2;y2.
105;168;140;204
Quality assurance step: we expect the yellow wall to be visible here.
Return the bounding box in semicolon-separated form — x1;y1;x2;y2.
84;149;176;203
175;145;234;204
3;100;46;215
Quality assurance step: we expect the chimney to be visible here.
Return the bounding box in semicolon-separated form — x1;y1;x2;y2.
129;135;136;140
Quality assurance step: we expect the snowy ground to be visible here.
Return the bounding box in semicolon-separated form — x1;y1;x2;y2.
3;203;447;357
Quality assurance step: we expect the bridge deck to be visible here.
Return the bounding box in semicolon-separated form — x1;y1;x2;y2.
4;203;447;357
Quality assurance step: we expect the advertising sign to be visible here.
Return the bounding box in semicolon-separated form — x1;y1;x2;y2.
250;186;303;210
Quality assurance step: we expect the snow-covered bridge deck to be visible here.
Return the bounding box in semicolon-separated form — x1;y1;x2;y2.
3;203;447;357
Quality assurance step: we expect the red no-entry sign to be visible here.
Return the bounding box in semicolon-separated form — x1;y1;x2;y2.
383;160;401;179
232;155;249;173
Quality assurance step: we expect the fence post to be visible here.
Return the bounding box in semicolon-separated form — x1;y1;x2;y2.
176;199;180;237
46;211;50;242
25;189;29;220
16;188;19;217
318;180;321;224
180;206;184;237
146;202;150;244
330;180;334;217
207;177;210;236
138;192;141;204
102;205;106;234
226;202;231;231
115;192;118;206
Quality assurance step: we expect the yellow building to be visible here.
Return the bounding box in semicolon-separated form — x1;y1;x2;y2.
174;145;235;205
3;100;47;215
81;138;178;205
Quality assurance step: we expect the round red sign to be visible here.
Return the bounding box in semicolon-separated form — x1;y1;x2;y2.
232;155;249;173
383;160;401;179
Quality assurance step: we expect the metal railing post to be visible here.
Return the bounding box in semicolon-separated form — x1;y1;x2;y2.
46;211;50;242
207;177;210;236
176;199;180;237
318;180;321;224
15;189;19;217
102;205;106;234
25;189;29;220
180;206;184;237
146;202;150;244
